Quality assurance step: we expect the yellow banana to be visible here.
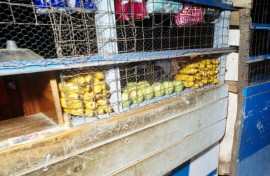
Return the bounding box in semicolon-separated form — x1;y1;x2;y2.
99;105;114;113
85;101;96;110
94;72;105;80
96;99;110;106
69;76;86;87
84;74;93;83
83;92;94;101
85;109;97;117
60;98;82;109
96;107;106;115
64;109;83;116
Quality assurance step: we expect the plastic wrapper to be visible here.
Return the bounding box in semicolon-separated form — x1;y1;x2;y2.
35;0;97;13
146;0;183;14
174;4;204;27
115;0;147;21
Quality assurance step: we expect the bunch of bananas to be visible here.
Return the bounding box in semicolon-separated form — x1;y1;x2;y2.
58;72;114;117
175;58;220;88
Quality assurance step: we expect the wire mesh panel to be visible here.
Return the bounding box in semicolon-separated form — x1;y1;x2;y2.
247;0;270;85
58;56;224;126
0;0;230;59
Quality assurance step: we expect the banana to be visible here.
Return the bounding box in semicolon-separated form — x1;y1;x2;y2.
60;91;81;99
69;76;86;87
84;74;93;83
60;98;83;109
99;105;114;113
85;101;96;110
102;89;111;99
213;78;219;84
59;82;81;94
93;84;102;94
94;72;105;80
96;99;110;106
83;92;94;101
64;109;83;116
96;107;106;115
85;109;97;117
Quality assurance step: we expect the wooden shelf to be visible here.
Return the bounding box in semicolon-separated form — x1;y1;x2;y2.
0;113;57;141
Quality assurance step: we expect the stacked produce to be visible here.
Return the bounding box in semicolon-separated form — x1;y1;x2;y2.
175;58;220;88
58;72;114;117
122;80;184;107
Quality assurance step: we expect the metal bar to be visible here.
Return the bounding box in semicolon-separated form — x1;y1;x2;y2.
0;47;235;76
251;23;270;30
179;0;236;10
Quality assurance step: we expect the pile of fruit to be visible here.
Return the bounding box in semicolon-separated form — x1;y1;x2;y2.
122;80;184;107
58;72;114;117
175;58;220;88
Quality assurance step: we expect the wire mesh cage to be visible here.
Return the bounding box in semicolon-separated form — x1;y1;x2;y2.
0;0;231;126
58;56;224;126
0;0;230;59
247;0;270;85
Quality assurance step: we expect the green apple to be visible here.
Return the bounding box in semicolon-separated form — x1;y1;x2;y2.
122;92;132;107
173;80;184;92
143;86;154;100
138;81;150;86
129;89;144;104
127;82;137;87
152;82;165;97
163;81;175;95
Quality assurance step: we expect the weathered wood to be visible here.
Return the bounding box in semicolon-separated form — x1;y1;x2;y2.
226;80;238;93
26;98;228;176
116;121;226;176
230;9;251;176
232;0;253;9
230;11;240;26
0;85;228;176
0;113;57;141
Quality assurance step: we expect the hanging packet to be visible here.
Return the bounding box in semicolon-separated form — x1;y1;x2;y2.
175;4;204;27
146;0;183;14
35;0;67;13
67;0;97;12
115;0;147;21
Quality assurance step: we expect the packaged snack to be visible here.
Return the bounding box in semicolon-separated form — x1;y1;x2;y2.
175;4;204;27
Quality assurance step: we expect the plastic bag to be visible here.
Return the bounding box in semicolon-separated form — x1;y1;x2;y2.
35;0;97;13
146;0;183;14
175;4;205;27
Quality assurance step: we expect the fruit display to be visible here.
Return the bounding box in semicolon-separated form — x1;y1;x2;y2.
175;58;220;89
122;80;184;107
58;72;114;117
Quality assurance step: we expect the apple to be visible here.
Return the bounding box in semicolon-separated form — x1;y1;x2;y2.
173;80;184;92
163;81;175;95
122;92;132;107
143;86;154;100
152;82;165;97
129;89;144;104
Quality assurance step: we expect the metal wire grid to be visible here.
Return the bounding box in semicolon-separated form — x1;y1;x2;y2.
58;56;224;126
248;60;270;85
251;0;270;24
247;0;270;85
0;0;230;60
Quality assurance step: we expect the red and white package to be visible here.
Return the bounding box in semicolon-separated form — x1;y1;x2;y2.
175;4;205;27
115;0;147;21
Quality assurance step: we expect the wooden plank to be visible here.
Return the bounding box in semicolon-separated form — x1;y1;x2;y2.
18;74;40;116
230;9;252;176
24;98;228;176
0;85;228;176
48;72;64;124
0;113;57;141
226;80;239;93
232;0;253;9
116;120;226;176
29;72;63;124
230;11;240;26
